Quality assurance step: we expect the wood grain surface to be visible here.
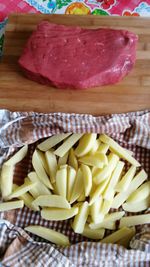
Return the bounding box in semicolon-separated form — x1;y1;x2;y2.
0;14;150;115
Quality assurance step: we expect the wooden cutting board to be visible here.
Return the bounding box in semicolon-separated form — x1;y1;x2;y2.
0;14;150;115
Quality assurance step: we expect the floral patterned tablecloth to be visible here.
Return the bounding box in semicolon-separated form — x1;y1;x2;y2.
0;0;150;55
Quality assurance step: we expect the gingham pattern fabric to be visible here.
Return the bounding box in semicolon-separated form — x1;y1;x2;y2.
0;109;150;267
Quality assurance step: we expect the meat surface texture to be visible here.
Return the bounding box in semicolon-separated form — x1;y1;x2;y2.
19;22;138;89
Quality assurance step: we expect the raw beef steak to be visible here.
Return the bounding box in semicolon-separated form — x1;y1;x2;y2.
19;22;138;89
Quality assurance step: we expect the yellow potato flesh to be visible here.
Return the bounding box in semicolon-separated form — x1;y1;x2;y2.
33;195;71;209
56;167;67;198
79;153;106;168
72;201;89;233
0;164;14;199
58;151;69;167
100;134;140;167
7;180;37;200
0;200;24;211
41;207;78;221
45;150;57;184
123;197;150;212
89;139;101;154
100;197;114;215
27;172;51;197
70;168;83;204
93;153;119;185
75;134;97;157
101;227;132;244
37;150;49;174
37;133;71;152
117;227;135;248
89;211;125;229
103;161;124;200
90;220;116;230
54;133;83;157
119;214;150;228
97;143;109;154
77;192;86;202
67;166;76;201
127;181;150;203
90;196;103;223
115;165;136;192
81;164;92;197
4;145;28;165
82;224;105;240
32;150;53;190
89;176;110;205
111;169;148;209
68;148;78;171
25;225;70;246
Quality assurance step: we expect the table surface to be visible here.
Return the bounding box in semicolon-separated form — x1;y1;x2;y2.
0;14;150;115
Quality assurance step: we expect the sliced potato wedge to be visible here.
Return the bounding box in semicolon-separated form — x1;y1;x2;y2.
89;176;110;205
27;172;51;197
117;227;135;248
56;167;67;198
41;207;78;221
90;196;103;223
99;134;140;167
97;143;109;154
32;150;53;190
122;197;150;212
103;161;124;200
89;220;116;230
58;151;69;167
72;201;89;233
93;153;119;185
32;195;71;209
36;150;49;174
81;164;92;197
45;150;57;184
77;192;86;202
0;164;14;199
119;214;150;228
70;168;83;204
0;200;24;211
7;180;37;200
115;166;136;192
89;139;101;154
89;211;125;229
68;148;78;171
111;169;148;209
101;227;132;244
37;133;71;151
4;145;28;165
82;224;105;240
67;166;76;201
54;134;83;157
79;153;107;169
75;134;97;157
127;181;150;203
25;225;70;246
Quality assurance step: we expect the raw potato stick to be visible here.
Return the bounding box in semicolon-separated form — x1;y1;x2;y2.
0;200;24;211
90;196;103;223
89;176;110;205
122;197;150;212
90;211;125;229
90;220;116;230
75;134;97;157
81;164;92;197
117;227;135;248
0;164;14;199
119;214;150;228
67;166;76;201
115;166;136;192
25;225;70;246
7;180;37;200
101;227;132;244
32;195;71;209
70;168;83;204
111;169;148;209
32;150;53;190
37;133;71;151
54;134;83;157
103;161;125;200
68;148;78;171
90;139;101;154
100;134;140;167
36;150;49;174
45;150;57;184
93;153;119;184
4;145;28;165
127;181;150;203
81;224;105;240
27;172;51;197
41;207;78;221
72;201;89;233
56;167;67;198
58;151;69;166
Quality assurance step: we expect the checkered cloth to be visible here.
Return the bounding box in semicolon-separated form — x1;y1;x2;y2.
0;109;150;266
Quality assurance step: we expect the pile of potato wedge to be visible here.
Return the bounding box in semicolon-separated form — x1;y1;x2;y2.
0;133;150;247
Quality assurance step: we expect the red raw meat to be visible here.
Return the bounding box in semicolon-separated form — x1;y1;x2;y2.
18;22;138;89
